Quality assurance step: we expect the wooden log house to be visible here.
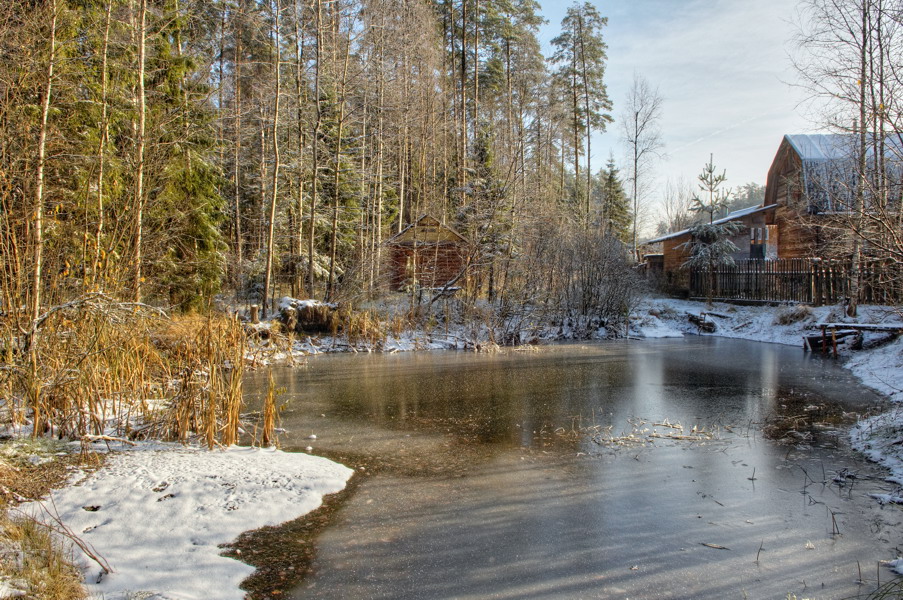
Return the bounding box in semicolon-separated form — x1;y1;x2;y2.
643;133;903;302
642;204;778;294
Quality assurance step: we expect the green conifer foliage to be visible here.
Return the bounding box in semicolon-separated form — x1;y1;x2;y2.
596;156;631;243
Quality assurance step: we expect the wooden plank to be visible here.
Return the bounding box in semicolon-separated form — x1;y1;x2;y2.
815;322;903;333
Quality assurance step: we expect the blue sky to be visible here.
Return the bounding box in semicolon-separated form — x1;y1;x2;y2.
537;0;816;218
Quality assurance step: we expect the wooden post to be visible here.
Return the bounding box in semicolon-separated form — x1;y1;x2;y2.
831;328;838;358
250;304;260;324
821;324;827;356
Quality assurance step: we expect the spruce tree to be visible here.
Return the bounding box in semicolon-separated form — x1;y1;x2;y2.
596;156;631;243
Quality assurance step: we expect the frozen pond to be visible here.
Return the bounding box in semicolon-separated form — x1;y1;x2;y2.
245;337;900;600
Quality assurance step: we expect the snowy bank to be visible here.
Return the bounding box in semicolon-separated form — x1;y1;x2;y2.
633;297;903;402
20;444;353;600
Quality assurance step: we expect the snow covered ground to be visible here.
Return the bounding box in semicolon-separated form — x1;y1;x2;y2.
15;444;352;600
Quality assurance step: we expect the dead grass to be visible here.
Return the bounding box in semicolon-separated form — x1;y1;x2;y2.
0;439;91;506
341;308;386;347
0;509;87;600
774;304;813;325
858;579;903;599
0;295;255;600
1;295;248;449
0;439;99;600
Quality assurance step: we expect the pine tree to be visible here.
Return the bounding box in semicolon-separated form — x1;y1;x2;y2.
550;1;612;220
681;155;741;306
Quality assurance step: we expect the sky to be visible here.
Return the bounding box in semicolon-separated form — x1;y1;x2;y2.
537;0;818;223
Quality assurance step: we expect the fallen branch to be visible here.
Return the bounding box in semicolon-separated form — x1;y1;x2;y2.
701;543;729;550
13;496;113;576
81;434;137;446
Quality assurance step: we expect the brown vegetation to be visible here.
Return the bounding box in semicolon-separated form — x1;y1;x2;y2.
0;295;251;448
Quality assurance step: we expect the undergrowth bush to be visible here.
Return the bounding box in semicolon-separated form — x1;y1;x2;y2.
775;304;813;325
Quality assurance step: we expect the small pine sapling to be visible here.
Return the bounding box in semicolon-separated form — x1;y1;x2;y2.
680;155;742;305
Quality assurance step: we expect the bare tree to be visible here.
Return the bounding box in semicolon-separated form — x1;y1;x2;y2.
656;177;697;235
793;0;903;314
261;0;282;318
132;0;148;303
32;0;59;323
621;73;664;260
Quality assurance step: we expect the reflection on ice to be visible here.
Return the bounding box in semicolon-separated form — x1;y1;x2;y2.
243;337;895;600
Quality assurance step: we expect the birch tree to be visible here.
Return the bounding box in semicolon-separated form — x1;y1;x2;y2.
621;73;663;259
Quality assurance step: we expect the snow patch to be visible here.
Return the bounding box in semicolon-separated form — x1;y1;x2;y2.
887;557;903;576
21;444;352;600
277;296;336;312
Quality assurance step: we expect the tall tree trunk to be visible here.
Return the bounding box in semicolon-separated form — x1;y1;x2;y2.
32;0;59;323
258;106;267;253
473;0;479;133
571;65;580;202
133;0;148;303
848;0;868;317
293;0;306;297
374;39;385;291
92;0;113;288
459;0;468;208
631;123;639;258
399;42;409;232
307;0;323;295
327;6;351;300
232;1;244;286
262;0;282;318
578;17;592;223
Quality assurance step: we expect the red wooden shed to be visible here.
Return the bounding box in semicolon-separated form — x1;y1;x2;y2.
385;215;468;292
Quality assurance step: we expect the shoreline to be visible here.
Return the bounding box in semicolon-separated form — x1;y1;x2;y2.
3;296;902;597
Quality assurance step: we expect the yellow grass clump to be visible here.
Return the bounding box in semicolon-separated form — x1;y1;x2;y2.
0;294;247;449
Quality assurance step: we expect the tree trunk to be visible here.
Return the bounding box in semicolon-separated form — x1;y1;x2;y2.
92;0;112;289
133;0;147;303
848;0;868;317
293;0;306;297
262;0;282;318
578;16;592;223
307;0;323;295
32;0;58;323
327;5;351;300
232;2;244;286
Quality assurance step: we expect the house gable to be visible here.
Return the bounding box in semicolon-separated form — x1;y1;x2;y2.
386;215;466;246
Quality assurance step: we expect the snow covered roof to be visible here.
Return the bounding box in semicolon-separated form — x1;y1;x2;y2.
785;133;903;162
780;134;903;213
643;204;778;245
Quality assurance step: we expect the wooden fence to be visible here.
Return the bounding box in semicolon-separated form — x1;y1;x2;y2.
689;258;903;305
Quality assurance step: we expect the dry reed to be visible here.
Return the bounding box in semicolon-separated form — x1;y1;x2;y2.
0;295;248;448
260;372;278;448
0;510;87;599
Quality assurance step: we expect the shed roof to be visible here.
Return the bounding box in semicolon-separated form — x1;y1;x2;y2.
385;214;467;245
642;204;777;245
